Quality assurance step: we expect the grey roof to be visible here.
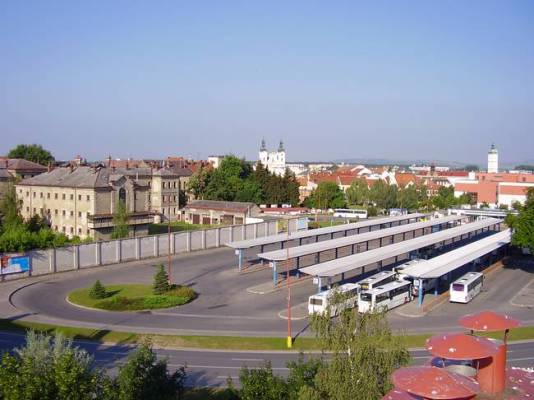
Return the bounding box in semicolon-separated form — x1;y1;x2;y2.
184;200;257;213
0;158;47;171
397;229;511;279
18;166;116;188
257;215;464;261
226;213;427;249
153;166;193;177
299;218;502;278
0;169;13;179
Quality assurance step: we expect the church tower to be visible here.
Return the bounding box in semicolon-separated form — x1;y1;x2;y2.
487;143;498;173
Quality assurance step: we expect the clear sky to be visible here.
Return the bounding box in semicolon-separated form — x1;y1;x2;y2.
1;0;533;165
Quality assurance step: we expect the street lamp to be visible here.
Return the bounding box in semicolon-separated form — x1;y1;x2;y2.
286;216;294;349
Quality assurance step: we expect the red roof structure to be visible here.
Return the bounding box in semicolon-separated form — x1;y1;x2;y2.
426;333;499;360
392;366;480;399
382;388;422;400
458;311;521;333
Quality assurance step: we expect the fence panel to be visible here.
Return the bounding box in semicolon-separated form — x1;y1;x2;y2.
189;231;202;250
232;225;243;241
100;241;117;265
29;250;49;275
157;235;170;256
245;224;255;239
56;247;74;272
256;223;267;238
140;237;155;259
220;227;232;244
79;244;97;268
120;238;137;261
205;229;217;248
174;232;188;252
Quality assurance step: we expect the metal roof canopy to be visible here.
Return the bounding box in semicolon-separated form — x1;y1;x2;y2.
400;229;511;279
225;213;426;249
257;215;463;261
299;218;501;278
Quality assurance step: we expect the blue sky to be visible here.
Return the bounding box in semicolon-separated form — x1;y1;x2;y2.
1;1;533;165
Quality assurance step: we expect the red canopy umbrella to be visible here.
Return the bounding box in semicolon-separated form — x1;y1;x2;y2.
506;368;534;399
382;388;423;400
392;366;480;399
426;333;499;360
459;311;520;333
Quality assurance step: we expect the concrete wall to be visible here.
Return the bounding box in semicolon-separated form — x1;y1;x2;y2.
2;218;308;280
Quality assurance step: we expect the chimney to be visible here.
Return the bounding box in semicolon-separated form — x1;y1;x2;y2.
107;155;112;167
47;162;53;173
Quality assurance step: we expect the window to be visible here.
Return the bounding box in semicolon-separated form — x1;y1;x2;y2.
70;194;74;200
62;210;66;216
47;192;50;199
26;191;29;197
87;212;91;218
54;225;58;231
70;227;74;233
40;192;43;198
86;229;90;235
26;207;29;212
78;228;82;234
78;211;82;217
33;192;36;198
163;195;166;203
62;226;66;232
55;193;58;199
452;283;464;292
55;209;58;215
47;208;50;214
78;194;82;201
70;211;74;217
86;195;90;201
62;193;66;200
33;207;36;213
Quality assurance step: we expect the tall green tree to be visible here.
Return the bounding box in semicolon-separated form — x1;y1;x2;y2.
7;144;54;165
370;181;398;210
310;292;410;399
311;182;346;209
204;156;249;201
0;182;23;229
397;185;419;210
111;200;130;239
187;165;211;200
511;188;534;253
346;178;370;206
432;186;456;209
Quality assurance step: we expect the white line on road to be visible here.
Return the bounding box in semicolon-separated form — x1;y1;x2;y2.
168;364;289;371
508;357;534;362
231;358;264;362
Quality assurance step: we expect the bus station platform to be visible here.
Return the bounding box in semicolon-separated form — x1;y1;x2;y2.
299;218;502;291
226;213;426;271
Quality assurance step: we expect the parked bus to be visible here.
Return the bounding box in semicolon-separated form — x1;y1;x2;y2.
308;283;360;316
358;280;413;313
394;259;437;294
449;272;484;303
333;208;368;219
358;270;397;292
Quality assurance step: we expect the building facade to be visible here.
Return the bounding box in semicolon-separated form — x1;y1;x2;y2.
258;139;286;176
182;200;260;225
16;166;153;240
151;167;192;222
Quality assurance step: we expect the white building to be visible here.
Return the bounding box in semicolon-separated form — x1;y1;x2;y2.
258;139;286;176
487;143;499;173
207;155;224;169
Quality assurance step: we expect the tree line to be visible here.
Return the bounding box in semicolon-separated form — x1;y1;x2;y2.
188;156;300;206
304;179;474;213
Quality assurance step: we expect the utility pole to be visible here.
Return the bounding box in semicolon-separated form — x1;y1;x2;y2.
286;217;293;349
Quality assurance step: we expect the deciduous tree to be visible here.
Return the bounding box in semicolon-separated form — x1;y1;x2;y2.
7;144;54;165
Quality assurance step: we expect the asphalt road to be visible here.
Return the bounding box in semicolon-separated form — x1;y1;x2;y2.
0;330;532;387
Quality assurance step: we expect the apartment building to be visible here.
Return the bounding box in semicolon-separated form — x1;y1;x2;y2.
151;166;192;222
16;166;153;240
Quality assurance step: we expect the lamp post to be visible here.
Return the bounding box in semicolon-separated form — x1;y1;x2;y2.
286;217;293;349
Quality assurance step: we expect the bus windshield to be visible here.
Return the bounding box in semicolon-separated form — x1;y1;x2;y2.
360;293;372;302
310;298;323;306
452;283;464;291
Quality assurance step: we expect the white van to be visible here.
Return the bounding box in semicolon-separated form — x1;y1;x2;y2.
308;283;360;316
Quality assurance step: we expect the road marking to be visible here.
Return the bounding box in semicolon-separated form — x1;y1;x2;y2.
168;363;289;371
231;358;264;362
217;376;238;380
508;356;534;362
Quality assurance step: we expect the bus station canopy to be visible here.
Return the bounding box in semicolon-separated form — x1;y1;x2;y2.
257;215;464;261
396;229;511;280
225;213;426;250
299;218;501;278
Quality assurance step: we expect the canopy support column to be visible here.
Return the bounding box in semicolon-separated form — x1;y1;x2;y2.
272;261;278;286
317;276;322;293
237;249;244;272
418;279;424;307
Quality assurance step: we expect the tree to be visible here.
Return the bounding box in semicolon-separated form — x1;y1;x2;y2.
346;178;370;206
187;165;211;200
397;185;419;210
310;292;410;399
464;164;479;172
7;144;54;165
153;265;170;294
432;186;456;209
511;188;534;253
89;280;107;299
0;331;111;400
115;343;186;400
312;182;346;209
238;362;288;400
0;182;23;229
370;181;398;210
111;200;130;239
235;179;262;203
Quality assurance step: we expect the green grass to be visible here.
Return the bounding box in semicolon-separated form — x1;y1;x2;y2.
1;316;533;352
148;221;217;235
68;284;196;311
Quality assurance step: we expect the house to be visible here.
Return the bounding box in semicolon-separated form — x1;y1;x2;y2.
0;158;47;201
182;200;261;225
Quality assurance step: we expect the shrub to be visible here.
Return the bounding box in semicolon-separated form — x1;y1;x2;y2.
166;285;196;299
96;296;144;311
89;280;107;299
153;265;170;295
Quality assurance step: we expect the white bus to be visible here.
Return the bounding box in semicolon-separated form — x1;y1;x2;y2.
308;283;360;316
394;259;437;294
333;208;368;219
449;272;484;304
358;280;413;313
358;270;397;292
